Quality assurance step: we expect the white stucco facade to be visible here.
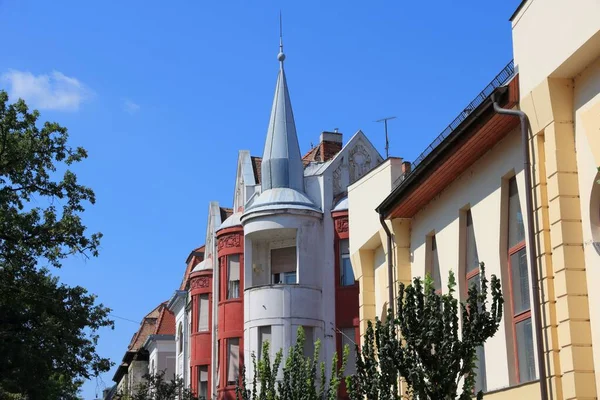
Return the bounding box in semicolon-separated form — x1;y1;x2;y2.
241;128;383;382
145;335;176;379
168;291;190;386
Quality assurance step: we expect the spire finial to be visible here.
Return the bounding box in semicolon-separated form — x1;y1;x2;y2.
278;11;285;64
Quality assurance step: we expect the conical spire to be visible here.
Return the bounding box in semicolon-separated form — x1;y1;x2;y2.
260;23;304;193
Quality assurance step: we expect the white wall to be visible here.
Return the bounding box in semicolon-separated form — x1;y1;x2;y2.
408;128;533;391
512;0;600;95
348;159;404;255
149;339;177;379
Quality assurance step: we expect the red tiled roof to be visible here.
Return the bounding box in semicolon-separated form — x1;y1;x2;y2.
128;303;163;351
155;303;175;335
251;156;262;184
302;140;342;165
180;245;205;290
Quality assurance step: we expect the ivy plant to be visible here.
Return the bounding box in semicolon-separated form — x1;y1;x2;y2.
237;326;348;400
347;263;503;400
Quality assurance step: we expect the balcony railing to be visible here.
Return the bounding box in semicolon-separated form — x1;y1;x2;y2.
393;60;515;188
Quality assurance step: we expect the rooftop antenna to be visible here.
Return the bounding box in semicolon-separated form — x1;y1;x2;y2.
375;116;396;158
278;11;285;65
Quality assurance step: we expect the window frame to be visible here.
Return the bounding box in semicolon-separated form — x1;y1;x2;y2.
178;322;183;354
340;327;357;376
508;240;533;383
427;234;442;294
463;209;486;393
258;325;271;361
506;176;535;384
227;254;241;299
197;365;208;399
197;293;209;332
226;337;240;387
339;239;356;286
271;246;297;285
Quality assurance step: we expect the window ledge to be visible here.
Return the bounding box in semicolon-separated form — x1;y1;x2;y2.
219;298;243;306
483;379;539;397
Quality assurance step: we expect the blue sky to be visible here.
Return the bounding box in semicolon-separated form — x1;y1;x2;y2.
0;1;521;398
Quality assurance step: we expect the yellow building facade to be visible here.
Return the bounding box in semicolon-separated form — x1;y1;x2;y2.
348;1;600;398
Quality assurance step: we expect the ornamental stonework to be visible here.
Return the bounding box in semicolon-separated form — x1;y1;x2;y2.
335;218;349;233
349;143;372;184
218;233;241;250
190;277;210;289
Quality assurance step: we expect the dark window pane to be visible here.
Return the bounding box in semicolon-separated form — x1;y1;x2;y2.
432;236;441;292
303;327;314;359
474;345;487;393
228;255;240;299
198;366;208;399
511;248;530;314
516;318;536;382
340;239;355;286
508;178;525;248
227;338;240;385
466;210;479;275
341;257;355;286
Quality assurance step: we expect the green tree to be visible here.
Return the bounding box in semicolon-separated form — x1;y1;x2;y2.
237;327;348;400
0;90;113;399
114;371;199;400
347;263;503;400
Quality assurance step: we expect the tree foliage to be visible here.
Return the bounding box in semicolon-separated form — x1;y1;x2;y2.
114;371;199;400
0;90;112;399
347;264;503;400
237;327;348;400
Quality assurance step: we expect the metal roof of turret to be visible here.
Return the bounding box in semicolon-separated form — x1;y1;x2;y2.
244;31;319;218
260;38;304;193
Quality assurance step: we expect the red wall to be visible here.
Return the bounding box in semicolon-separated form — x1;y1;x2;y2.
333;211;360;399
216;226;245;400
189;270;213;398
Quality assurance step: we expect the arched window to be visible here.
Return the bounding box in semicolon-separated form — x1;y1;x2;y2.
178;322;183;354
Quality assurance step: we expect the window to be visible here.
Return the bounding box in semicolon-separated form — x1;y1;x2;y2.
302;327;314;359
198;366;208;399
271;247;297;284
198;294;209;332
178;322;183;354
151;360;155;376
340;239;355;286
507;177;536;383
428;235;442;293
341;327;357;376
464;210;486;393
258;326;271;361
228;255;241;299
227;338;240;386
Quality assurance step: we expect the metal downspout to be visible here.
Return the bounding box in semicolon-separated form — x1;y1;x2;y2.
379;214;395;318
491;92;548;400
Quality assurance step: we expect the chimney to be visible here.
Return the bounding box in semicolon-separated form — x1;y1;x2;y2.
401;161;411;174
318;130;343;161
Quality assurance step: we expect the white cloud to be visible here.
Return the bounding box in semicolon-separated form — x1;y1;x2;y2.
123;99;141;114
2;69;92;111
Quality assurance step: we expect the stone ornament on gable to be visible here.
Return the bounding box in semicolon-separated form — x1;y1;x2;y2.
333;162;342;194
349;143;372;183
218;233;241;250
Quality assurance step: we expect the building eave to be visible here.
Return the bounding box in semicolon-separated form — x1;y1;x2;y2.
143;334;176;349
377;64;519;219
509;0;529;21
167;290;187;311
